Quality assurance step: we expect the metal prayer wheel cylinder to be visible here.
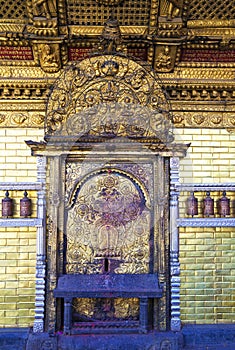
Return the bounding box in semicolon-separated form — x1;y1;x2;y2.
2;190;13;217
218;191;230;217
203;191;214;217
186;192;198;217
20;191;32;217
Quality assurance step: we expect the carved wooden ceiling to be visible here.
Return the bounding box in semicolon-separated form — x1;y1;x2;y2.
0;0;234;129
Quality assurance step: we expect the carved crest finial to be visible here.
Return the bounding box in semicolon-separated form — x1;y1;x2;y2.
96;17;126;54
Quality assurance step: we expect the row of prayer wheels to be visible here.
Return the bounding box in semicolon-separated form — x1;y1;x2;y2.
1;191;32;218
186;191;230;217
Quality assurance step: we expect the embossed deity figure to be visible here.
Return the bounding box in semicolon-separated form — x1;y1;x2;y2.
32;0;56;19
40;44;60;72
98;17;126;54
156;46;172;71
41;44;58;67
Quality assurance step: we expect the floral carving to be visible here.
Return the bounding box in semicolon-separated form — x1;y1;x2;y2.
192;115;204;125
211;116;222;125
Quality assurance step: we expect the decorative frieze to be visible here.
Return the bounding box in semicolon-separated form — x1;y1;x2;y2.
0;218;42;227
0;101;234;129
178;218;235;227
0;111;45;127
172;111;235;129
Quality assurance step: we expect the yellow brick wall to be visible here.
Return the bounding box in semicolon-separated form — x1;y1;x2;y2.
175;128;235;183
0;128;44;328
175;128;235;324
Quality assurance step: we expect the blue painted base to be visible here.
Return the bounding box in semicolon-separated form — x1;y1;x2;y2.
182;324;235;350
27;331;183;350
1;324;235;350
0;328;29;350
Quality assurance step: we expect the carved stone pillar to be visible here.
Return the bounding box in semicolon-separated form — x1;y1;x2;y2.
33;156;47;333
169;156;181;331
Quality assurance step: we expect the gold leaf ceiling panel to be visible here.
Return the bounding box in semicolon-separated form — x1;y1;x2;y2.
0;0;234;129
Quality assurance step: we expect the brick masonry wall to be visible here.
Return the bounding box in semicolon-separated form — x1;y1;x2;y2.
0;128;44;328
175;128;235;324
0;127;234;327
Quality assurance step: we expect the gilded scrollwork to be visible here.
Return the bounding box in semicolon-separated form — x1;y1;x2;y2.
46;55;173;142
73;297;139;321
65;162;153;206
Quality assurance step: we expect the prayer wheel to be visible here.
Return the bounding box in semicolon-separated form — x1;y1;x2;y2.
186;192;198;217
2;190;13;217
218;191;230;217
20;191;32;217
203;191;214;217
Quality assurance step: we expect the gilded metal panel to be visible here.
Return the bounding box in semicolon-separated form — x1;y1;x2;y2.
0;0;28;19
66;0;151;26
65;165;152;274
188;0;235;21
